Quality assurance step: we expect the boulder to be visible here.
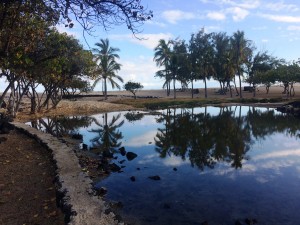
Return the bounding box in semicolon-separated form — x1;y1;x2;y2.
126;152;137;161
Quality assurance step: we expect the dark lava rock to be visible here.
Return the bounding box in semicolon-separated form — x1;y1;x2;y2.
119;159;126;164
173;167;177;171
136;167;141;170
96;187;107;196
119;147;126;156
71;133;83;140
103;150;114;158
130;176;136;182
109;163;121;172
148;175;161;181
109;201;123;209
126;152;137;161
81;143;88;150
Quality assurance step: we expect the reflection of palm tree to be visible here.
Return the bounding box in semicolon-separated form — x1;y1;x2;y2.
155;106;253;170
89;113;124;155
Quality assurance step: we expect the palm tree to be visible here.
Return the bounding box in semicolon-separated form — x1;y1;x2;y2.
231;30;251;98
93;38;123;100
154;39;172;96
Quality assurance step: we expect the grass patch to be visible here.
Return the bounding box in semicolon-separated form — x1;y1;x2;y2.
111;96;290;110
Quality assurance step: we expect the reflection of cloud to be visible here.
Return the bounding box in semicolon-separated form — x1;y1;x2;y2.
138;153;159;164
163;155;189;167
126;130;157;147
256;176;269;184
253;149;300;161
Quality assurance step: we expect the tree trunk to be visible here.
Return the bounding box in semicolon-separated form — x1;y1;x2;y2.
234;76;239;96
191;80;194;99
238;69;242;98
173;77;176;99
8;83;16;117
204;77;207;98
30;85;37;114
104;77;108;100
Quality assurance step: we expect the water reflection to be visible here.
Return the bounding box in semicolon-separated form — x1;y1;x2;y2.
29;116;93;138
89;113;124;156
28;106;300;225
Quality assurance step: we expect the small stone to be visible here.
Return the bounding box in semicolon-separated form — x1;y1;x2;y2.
119;147;126;156
109;163;121;172
130;176;136;182
173;167;177;171
148;175;160;180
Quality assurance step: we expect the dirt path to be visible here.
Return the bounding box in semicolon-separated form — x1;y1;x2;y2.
0;128;65;225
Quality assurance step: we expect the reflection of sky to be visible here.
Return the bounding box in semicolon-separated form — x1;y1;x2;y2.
50;107;300;224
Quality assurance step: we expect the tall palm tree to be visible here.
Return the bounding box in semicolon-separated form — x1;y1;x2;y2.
93;38;123;100
231;30;251;98
154;39;172;96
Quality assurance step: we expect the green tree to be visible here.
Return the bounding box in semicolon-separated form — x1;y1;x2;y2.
124;81;144;99
92;38;123;100
231;30;252;98
154;39;172;96
189;29;214;98
212;32;235;96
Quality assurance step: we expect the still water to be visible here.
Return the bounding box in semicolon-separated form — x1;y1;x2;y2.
30;106;300;225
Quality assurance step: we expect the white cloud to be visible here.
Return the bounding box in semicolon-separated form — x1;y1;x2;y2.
265;1;299;12
260;14;300;23
201;0;260;10
226;0;260;9
162;10;196;24
109;33;173;50
207;11;226;21
118;57;162;89
228;7;249;21
261;39;269;43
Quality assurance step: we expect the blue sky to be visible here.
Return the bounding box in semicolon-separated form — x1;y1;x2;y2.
2;0;300;92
